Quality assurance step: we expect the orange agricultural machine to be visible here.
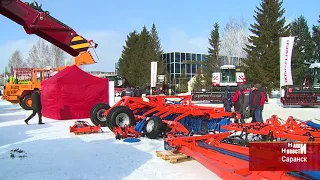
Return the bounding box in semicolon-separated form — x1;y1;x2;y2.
0;0;98;109
90;94;320;179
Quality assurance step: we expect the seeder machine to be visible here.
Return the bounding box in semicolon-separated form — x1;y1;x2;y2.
90;95;239;139
90;95;320;180
69;121;103;135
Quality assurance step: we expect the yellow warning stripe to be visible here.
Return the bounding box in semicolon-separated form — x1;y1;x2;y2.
70;43;91;49
72;36;84;41
70;35;90;52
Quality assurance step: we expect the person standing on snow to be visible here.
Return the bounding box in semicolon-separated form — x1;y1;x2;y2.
249;84;257;123
24;88;44;125
239;84;250;120
223;86;232;112
252;84;265;123
232;84;244;113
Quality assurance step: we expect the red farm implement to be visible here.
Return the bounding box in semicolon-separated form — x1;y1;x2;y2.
164;115;320;180
89;95;320;179
90;95;241;139
69;121;103;135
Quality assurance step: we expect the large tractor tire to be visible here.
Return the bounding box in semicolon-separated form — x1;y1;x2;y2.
144;116;165;139
90;103;111;127
19;94;33;110
107;106;135;131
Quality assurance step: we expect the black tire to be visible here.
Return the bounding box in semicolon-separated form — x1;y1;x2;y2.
107;106;135;131
90;103;111;127
20;94;32;110
144;116;164;139
90;103;110;119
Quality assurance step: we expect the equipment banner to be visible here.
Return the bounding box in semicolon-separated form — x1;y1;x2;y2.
150;61;157;88
280;36;295;87
249;142;320;171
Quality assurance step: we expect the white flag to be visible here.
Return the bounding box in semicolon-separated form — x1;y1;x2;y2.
150;61;158;87
279;36;295;87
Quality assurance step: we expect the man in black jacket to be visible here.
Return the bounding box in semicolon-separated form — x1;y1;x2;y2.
249;84;257;123
24;88;44;125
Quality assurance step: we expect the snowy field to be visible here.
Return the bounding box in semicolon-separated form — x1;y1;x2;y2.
0;96;319;180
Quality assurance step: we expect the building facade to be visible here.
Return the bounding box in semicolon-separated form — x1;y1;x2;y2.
162;52;206;83
162;52;245;84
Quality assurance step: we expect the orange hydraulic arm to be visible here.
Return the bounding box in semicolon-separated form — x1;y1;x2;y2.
0;0;98;66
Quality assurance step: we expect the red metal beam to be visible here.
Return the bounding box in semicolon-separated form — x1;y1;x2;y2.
0;0;94;57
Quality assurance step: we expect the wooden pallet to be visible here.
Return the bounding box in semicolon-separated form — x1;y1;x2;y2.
155;150;192;163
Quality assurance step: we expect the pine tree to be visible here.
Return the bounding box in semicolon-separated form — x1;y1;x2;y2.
193;69;205;90
150;24;165;75
118;31;140;86
204;22;220;86
289;16;313;86
178;66;188;92
244;0;289;90
312;15;320;60
136;26;154;87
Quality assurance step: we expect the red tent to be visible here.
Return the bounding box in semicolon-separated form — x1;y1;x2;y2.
41;65;109;120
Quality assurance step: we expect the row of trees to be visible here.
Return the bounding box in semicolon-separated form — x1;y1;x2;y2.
244;0;320;90
117;19;249;89
8;39;65;70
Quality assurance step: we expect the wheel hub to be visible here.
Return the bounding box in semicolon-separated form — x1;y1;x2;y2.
115;113;130;128
146;120;155;133
96;109;107;121
26;98;32;107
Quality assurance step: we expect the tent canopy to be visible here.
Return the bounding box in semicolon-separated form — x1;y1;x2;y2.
41;65;109;120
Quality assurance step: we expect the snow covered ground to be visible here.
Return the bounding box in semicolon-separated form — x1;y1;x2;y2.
0;97;319;180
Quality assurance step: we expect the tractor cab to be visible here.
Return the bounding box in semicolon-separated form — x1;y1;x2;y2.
221;65;236;83
212;65;246;87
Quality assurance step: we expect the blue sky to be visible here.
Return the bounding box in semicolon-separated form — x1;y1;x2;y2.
0;0;319;72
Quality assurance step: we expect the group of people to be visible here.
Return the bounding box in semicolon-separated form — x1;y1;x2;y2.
121;86;143;97
223;83;266;123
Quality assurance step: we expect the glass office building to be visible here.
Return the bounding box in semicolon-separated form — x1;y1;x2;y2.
162;52;206;82
162;52;245;84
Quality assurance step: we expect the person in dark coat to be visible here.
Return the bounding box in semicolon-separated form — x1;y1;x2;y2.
239;84;250;120
135;86;143;97
24;88;44;125
232;84;244;113
252;84;265;123
249;85;257;123
223;86;232;112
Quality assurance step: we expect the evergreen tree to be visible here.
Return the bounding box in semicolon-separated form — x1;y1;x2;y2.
312;15;320;60
204;22;220;86
178;66;188;92
118;31;140;86
150;24;165;75
244;0;289;90
289;16;313;86
118;26;156;87
193;69;205;90
136;26;154;87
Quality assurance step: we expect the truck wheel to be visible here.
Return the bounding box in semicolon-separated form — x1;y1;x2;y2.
144;116;164;139
90;103;111;127
108;106;135;131
20;94;32;110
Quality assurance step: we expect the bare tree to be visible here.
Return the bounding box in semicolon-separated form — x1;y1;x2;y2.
8;50;26;68
26;39;51;68
49;44;65;68
220;17;249;65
